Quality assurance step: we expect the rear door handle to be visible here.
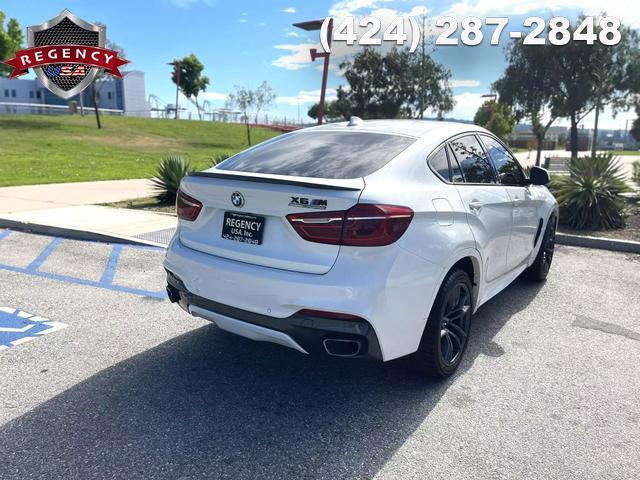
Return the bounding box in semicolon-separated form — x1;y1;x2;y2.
469;201;483;212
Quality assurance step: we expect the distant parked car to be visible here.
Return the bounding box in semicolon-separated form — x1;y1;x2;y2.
164;119;558;378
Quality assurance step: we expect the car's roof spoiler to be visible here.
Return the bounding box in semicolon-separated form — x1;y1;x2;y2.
188;171;363;191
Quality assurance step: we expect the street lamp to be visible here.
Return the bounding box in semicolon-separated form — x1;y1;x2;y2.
293;19;334;125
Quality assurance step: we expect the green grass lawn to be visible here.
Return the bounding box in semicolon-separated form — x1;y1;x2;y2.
0;115;279;187
609;150;640;156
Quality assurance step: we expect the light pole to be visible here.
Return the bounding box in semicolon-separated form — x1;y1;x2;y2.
293;19;334;125
168;61;181;120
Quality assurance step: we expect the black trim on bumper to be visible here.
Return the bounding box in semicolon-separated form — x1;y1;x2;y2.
166;270;383;360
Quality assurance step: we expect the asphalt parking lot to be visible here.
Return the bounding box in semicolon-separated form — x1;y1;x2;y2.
0;229;639;480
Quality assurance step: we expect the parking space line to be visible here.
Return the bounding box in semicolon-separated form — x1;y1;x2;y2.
25;237;62;272
0;231;167;300
99;244;123;286
0;262;167;299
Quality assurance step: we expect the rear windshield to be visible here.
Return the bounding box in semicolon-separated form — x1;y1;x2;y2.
216;131;416;179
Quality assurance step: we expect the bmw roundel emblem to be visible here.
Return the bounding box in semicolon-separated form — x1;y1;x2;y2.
231;191;244;208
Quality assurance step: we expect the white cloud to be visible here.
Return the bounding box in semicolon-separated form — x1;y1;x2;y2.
450;79;481;88
272;3;432;71
277;89;338;106
329;0;393;17
271;43;317;70
443;92;485;121
445;0;640;27
201;91;228;101
258;22;267;27
282;7;296;13
285;30;301;37
239;18;248;23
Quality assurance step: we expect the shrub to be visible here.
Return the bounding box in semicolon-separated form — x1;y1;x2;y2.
632;160;640;188
150;155;192;204
210;151;232;168
550;154;630;230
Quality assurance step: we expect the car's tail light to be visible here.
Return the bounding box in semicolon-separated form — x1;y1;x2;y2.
286;210;345;245
176;190;203;221
342;204;414;246
287;204;413;247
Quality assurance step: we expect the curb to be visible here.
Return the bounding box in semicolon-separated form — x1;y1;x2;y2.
0;218;167;249
3;218;639;255
556;232;640;254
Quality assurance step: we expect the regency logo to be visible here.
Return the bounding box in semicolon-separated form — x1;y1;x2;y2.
2;9;128;99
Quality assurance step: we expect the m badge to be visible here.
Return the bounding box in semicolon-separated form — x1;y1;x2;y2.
289;196;328;210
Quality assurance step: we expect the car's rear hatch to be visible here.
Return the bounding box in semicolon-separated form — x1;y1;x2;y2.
178;171;364;274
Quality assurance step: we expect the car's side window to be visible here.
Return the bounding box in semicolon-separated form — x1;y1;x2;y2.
449;135;496;184
480;135;526;186
428;147;450;182
447;145;465;183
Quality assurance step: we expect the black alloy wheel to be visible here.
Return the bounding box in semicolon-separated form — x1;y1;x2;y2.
410;269;473;378
439;282;472;367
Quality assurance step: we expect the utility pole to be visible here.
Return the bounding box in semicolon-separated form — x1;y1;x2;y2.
168;61;181;120
418;13;428;119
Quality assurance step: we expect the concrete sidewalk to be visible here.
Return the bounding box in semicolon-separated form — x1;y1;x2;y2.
0;179;176;246
0;179;156;214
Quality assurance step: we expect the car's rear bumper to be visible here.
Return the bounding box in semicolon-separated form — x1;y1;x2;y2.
166;272;383;359
164;236;443;360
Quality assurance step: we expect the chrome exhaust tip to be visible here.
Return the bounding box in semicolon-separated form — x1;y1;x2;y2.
323;338;364;357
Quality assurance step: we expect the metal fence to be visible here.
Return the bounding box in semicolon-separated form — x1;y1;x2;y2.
0;102;124;116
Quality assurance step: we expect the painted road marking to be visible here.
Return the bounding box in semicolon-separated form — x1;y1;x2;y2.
0;230;167;300
0;306;68;351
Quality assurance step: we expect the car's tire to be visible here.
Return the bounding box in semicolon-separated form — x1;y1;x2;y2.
524;215;557;282
409;269;473;379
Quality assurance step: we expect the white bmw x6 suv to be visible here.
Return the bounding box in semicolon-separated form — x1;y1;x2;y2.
164;119;558;377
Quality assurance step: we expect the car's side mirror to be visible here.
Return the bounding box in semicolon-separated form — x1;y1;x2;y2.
529;166;550;185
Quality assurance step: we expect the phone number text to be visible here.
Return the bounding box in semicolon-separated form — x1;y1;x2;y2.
320;16;622;52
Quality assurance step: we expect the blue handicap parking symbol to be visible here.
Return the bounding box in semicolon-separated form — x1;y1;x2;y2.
0;307;67;351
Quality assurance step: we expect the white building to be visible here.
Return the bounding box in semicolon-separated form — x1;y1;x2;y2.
0;70;150;117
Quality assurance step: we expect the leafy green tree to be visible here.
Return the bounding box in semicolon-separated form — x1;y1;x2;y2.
547;16;639;161
252;81;276;124
172;53;210;120
494;42;557;166
631;106;640;143
227;81;276;146
473;100;516;140
335;47;453;119
547;38;597;161
0;11;23;77
587;22;639;157
307;100;343;121
623;47;640;145
413;14;454;119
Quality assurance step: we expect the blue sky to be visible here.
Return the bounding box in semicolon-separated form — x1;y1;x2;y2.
2;0;638;129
